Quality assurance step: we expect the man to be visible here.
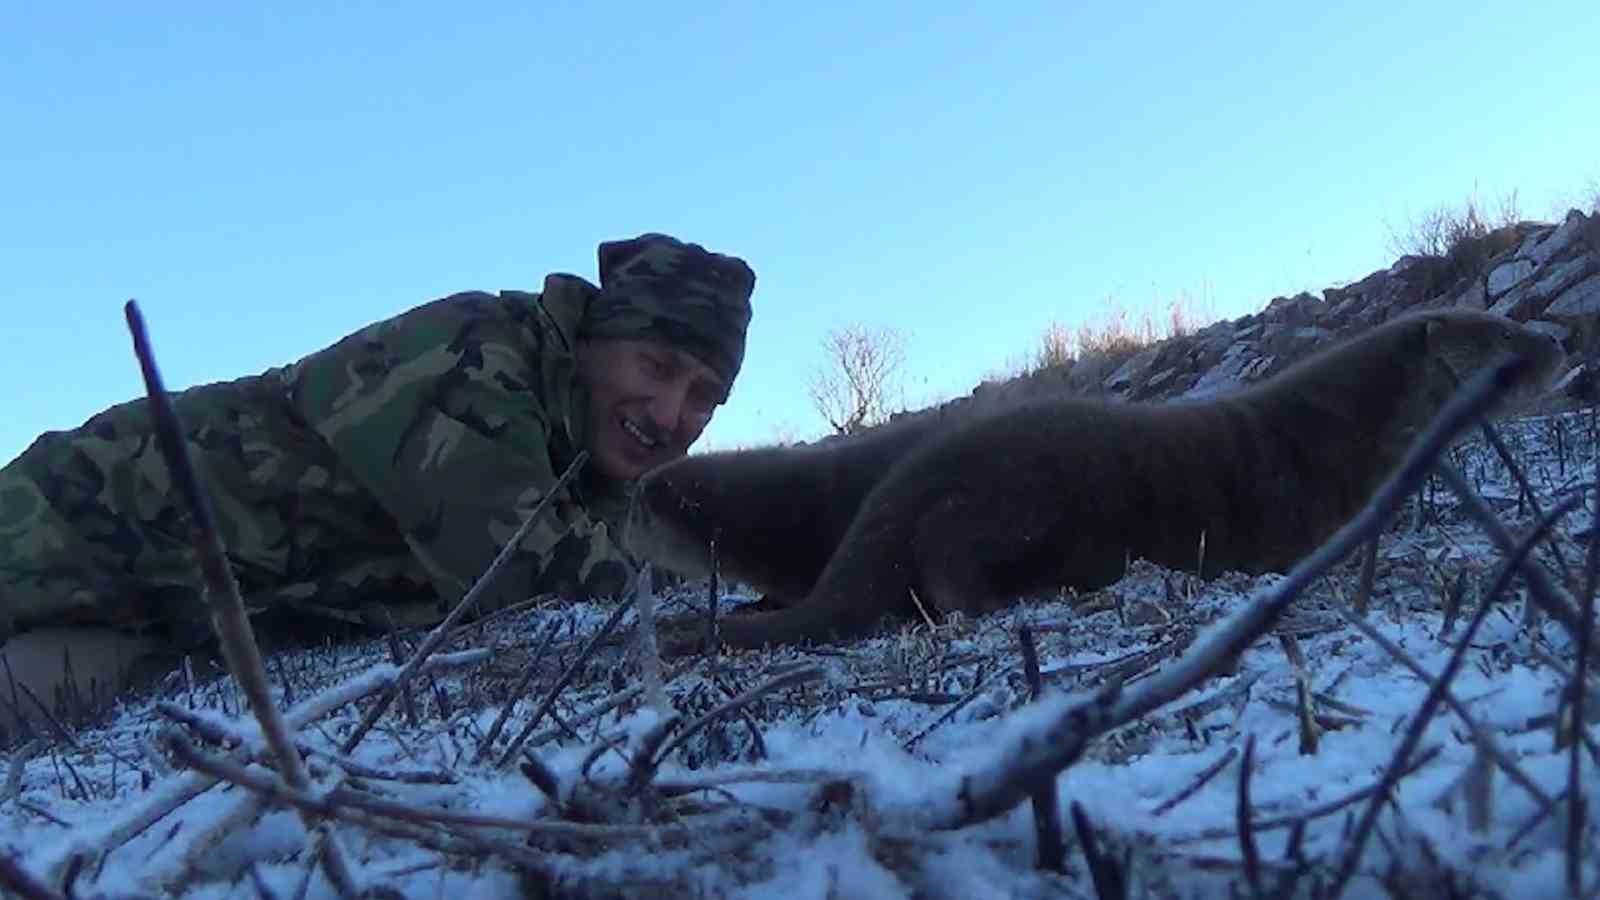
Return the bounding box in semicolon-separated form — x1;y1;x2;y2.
0;233;755;730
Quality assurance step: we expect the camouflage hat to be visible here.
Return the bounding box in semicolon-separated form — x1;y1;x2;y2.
584;233;756;384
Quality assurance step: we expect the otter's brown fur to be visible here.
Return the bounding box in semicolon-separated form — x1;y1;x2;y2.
661;309;1565;652
628;403;971;604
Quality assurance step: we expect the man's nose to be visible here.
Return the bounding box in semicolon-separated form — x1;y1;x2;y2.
646;384;688;431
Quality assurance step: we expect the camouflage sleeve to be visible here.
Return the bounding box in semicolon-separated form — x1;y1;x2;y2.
283;292;634;612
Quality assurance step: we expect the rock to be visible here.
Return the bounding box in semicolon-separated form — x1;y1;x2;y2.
1546;273;1600;320
1524;319;1571;345
1262;292;1324;327
1528;210;1589;266
1184;342;1261;398
1488;259;1536;297
1106;345;1161;393
1497;256;1596;318
1453;278;1488;309
1554;364;1600;406
1262;325;1334;361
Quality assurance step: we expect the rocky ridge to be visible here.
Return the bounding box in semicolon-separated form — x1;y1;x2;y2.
964;207;1600;411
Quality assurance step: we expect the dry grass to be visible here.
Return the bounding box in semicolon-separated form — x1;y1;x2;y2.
1022;291;1216;376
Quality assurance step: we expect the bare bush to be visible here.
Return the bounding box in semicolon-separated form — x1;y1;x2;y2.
808;325;907;435
1387;189;1523;262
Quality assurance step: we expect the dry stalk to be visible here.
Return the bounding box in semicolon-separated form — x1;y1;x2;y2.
342;449;589;755
1570;446;1600;896
924;356;1524;833
1278;634;1321;755
124;300;360;898
633;566;673;716
1069;802;1128;900
1018;626;1066;873
1354;537;1379;616
1236;734;1261;897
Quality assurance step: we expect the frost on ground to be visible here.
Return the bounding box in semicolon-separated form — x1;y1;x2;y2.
1;410;1597;899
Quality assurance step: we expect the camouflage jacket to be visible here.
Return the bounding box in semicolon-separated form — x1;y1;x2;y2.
0;275;637;644
277;274;637;616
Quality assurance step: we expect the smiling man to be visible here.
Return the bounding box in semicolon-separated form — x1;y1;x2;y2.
0;233;754;730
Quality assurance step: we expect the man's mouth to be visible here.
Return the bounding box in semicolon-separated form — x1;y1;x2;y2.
620;416;661;450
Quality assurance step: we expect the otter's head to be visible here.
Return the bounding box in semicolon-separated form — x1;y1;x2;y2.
1420;310;1567;416
626;454;725;580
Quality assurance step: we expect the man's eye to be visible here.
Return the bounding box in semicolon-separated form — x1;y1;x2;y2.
641;355;670;378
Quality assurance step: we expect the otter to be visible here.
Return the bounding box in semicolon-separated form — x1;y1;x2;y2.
644;309;1566;653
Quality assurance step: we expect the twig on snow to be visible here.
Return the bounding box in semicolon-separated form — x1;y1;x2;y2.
342;450;589;754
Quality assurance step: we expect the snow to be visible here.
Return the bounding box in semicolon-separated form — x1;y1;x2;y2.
1;411;1597;898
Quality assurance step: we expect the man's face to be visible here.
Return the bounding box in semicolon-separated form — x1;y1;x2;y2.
576;338;729;481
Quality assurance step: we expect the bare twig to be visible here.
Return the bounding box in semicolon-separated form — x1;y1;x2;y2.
1481;422;1570;575
125;300;360;898
654;665;824;765
166;732;718;843
342;449;589;755
38;649;486;883
1339;609;1555;810
1325;475;1551;898
1152;746;1240;817
1170;745;1444;845
1436;464;1586;637
156;702;455;784
924;357;1523;832
1069;802;1128;900
473;617;562;764
496;596;633;769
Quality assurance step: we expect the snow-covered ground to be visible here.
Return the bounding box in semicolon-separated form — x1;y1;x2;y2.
2;411;1597;899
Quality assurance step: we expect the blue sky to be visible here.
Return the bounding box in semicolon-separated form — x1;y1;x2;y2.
3;1;1596;464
